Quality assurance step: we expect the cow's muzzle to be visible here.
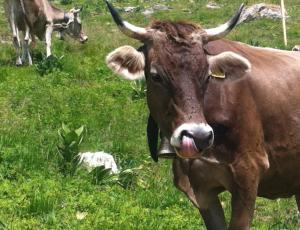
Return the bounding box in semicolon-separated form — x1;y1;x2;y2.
292;45;300;51
80;35;88;43
170;123;214;158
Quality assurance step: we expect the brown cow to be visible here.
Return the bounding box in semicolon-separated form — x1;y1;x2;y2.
105;1;300;229
4;0;88;65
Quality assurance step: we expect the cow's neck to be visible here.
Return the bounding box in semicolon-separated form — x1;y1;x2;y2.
51;5;68;23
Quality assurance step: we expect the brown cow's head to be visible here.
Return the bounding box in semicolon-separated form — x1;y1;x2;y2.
106;1;251;159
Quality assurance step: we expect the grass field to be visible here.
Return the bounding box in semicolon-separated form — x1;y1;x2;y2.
0;0;300;229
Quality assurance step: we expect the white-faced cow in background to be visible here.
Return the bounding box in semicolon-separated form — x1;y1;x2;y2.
4;0;88;65
292;45;300;51
105;1;300;229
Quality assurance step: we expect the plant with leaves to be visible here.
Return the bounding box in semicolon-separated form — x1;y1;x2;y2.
57;123;86;175
117;168;139;189
35;55;63;76
90;164;144;189
249;39;260;47
90;165;119;185
60;0;73;5
131;80;146;100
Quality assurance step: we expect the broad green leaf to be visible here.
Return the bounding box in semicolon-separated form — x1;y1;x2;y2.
75;125;85;137
62;123;71;133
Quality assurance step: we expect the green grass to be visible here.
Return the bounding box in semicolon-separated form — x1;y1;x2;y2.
0;0;300;229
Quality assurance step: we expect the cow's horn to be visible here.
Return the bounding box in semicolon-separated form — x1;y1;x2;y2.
204;4;244;42
105;0;150;41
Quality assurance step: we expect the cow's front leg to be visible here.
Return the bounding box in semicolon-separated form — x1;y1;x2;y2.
173;159;199;207
229;189;256;230
13;29;22;66
45;23;53;57
228;159;261;230
173;159;227;230
22;24;32;65
9;11;22;65
196;191;227;230
57;31;65;40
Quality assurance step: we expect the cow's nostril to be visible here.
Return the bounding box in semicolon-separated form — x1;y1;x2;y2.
180;130;193;140
190;130;214;151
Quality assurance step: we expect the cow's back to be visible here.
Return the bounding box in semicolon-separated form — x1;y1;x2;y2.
21;0;48;39
6;0;53;39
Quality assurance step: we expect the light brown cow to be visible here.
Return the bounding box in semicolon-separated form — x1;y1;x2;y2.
105;1;300;229
4;0;88;65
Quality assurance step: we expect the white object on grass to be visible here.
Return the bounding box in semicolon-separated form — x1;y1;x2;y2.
78;151;119;174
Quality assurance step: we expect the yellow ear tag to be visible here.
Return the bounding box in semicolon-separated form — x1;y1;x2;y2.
209;70;225;79
211;74;226;79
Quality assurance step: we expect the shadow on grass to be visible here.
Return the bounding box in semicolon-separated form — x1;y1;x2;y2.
0;57;16;67
0;50;45;67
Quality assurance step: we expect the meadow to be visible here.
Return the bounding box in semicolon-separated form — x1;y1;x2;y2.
0;0;300;229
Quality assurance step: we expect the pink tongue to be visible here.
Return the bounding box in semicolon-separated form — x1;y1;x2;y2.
180;136;199;156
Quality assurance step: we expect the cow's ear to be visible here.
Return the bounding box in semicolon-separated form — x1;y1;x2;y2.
208;51;251;79
106;46;145;81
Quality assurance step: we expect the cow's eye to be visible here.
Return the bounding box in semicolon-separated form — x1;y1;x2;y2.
151;74;163;83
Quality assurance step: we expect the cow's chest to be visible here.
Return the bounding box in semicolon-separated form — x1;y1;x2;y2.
177;158;233;193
